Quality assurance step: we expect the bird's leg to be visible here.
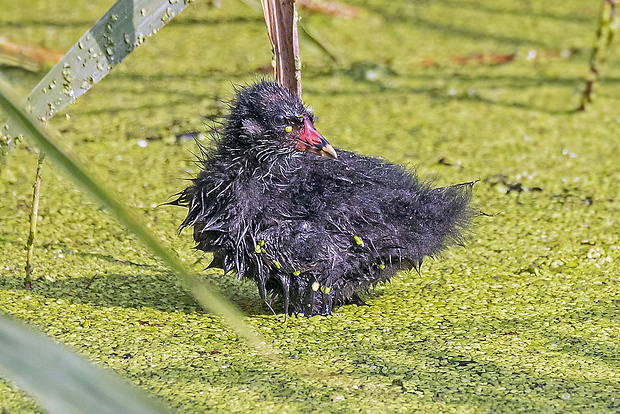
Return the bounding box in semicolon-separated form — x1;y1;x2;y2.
347;293;368;306
287;275;336;316
278;273;291;316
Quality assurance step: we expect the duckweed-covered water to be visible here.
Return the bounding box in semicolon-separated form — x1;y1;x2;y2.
1;1;619;412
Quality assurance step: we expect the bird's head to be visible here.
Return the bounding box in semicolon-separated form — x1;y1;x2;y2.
224;81;337;159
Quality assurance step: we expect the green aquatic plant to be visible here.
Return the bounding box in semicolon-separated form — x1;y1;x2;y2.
2;0;618;412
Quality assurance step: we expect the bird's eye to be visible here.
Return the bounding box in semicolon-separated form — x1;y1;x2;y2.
273;114;286;126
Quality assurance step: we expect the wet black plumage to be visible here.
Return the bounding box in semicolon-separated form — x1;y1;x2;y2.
172;81;475;316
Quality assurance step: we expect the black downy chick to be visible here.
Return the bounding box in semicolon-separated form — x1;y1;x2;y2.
172;81;475;316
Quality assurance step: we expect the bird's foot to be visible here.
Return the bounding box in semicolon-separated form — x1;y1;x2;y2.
347;293;368;306
287;278;335;316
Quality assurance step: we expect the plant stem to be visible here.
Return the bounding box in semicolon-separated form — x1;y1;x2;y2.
261;0;302;96
579;0;618;111
24;152;45;289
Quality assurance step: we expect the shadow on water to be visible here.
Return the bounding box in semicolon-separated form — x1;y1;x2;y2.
1;260;387;318
440;0;595;24
148;361;619;412
75;98;216;117
305;83;575;115
302;62;604;114
363;4;554;49
0;15;263;30
73;252;156;269
0;271;275;316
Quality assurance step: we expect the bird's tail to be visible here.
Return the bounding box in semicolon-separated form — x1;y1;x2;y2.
426;180;477;250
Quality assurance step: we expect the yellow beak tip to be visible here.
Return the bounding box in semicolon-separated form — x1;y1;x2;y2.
322;145;338;159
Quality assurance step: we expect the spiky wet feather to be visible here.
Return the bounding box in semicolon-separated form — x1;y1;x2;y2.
173;81;476;316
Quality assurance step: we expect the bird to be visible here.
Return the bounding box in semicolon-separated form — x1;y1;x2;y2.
171;81;475;316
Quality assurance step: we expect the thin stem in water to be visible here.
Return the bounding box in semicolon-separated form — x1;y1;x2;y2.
578;0;618;111
24;152;45;289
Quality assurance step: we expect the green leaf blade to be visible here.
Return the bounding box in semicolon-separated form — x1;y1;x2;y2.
0;313;171;414
2;0;194;153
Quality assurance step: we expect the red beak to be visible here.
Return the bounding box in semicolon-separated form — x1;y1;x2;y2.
298;117;337;159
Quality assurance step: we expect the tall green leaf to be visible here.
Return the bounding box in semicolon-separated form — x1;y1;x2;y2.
1;0;194;154
0;313;171;414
